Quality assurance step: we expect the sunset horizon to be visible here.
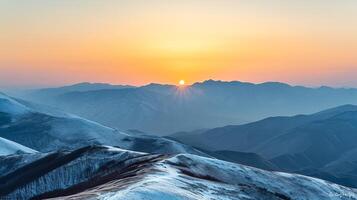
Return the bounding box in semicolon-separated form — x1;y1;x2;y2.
1;0;357;88
2;2;357;199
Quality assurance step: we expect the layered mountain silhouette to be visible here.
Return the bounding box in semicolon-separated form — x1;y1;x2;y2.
171;104;357;187
19;80;357;135
0;93;205;156
3;81;357;198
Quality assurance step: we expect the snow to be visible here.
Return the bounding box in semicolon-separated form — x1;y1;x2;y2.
0;137;38;156
103;145;145;154
0;92;206;157
1;91;357;199
165;154;357;200
98;160;241;200
47;116;126;146
0;93;30;115
117;133;208;156
40;152;357;200
2;146;145;199
0;93;128;151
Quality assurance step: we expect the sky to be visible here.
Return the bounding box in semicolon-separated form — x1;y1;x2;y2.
1;0;357;88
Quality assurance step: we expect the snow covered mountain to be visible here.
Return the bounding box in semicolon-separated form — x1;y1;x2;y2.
0;137;37;156
0;145;356;199
0;93;205;156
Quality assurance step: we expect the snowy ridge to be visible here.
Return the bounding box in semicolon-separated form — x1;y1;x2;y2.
2;146;355;200
0;93;30;115
0;137;38;156
87;154;357;200
0;146;149;199
0;93;205;156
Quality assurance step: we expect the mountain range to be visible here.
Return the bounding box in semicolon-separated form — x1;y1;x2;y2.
18;80;357;135
2;80;357;199
0;92;205;156
171;104;357;187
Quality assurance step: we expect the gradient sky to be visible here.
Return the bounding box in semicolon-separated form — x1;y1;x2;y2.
1;0;357;88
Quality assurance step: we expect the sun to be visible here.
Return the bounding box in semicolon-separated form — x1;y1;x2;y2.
179;80;185;86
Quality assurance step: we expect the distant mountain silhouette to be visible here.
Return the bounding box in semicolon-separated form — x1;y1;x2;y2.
19;80;357;134
201;150;278;171
21;82;134;100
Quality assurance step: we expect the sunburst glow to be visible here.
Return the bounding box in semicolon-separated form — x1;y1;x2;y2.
1;1;357;87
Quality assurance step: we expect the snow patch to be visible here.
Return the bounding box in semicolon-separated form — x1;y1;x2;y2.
0;137;38;156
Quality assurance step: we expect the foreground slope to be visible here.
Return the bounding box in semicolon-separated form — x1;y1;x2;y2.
0;93;205;156
0;145;355;200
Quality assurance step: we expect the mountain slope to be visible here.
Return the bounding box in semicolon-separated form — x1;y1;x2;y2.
256;111;357;167
0;137;38;156
172;104;357;152
205;150;278;171
0;145;355;200
171;105;357;187
0;93;30;116
0;93;205;156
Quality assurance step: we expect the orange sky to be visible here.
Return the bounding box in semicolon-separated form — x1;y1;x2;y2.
1;0;357;87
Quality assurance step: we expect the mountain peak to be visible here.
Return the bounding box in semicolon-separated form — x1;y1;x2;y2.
192;79;250;87
258;81;292;88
